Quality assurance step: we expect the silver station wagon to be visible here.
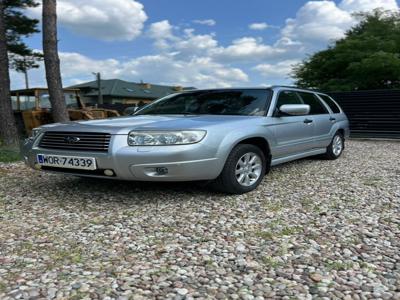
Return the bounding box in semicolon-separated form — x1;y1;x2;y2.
22;86;349;194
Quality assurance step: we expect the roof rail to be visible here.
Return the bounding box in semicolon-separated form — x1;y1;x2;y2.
270;85;322;92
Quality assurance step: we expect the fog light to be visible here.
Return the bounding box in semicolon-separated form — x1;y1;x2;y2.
155;167;168;175
104;169;114;176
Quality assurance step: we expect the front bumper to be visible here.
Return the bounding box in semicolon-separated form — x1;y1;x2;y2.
21;134;223;181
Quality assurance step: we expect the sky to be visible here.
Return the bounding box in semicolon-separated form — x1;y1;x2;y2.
10;0;400;89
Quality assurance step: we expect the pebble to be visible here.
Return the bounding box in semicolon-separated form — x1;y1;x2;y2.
0;140;399;299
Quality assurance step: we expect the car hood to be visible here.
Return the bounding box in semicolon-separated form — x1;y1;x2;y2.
40;114;262;134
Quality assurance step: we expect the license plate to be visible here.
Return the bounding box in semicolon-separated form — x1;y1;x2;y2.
37;154;97;170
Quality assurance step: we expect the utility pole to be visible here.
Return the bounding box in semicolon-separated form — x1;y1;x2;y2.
24;57;29;89
93;72;103;105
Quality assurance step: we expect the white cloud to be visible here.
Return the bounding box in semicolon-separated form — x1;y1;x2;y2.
148;21;219;58
174;29;218;57
121;55;248;87
147;22;286;63
11;51;248;89
280;1;354;47
279;0;399;49
212;37;286;62
148;20;178;49
148;20;175;40
254;0;399;80
11;52;123;89
15;0;400;90
253;60;300;79
11;18;250;89
249;22;269;30
193;19;216;26
29;0;147;41
339;0;398;12
60;53;122;78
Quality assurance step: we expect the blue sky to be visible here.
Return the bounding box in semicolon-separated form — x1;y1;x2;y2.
11;0;399;89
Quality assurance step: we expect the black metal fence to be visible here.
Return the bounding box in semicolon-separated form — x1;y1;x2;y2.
329;90;400;139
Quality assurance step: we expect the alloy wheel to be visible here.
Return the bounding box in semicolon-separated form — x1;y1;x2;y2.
235;152;262;187
332;135;343;156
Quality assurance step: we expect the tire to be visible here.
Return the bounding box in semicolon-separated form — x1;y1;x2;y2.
323;132;345;160
212;144;266;194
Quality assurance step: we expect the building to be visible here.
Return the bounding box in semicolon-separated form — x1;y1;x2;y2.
68;79;194;106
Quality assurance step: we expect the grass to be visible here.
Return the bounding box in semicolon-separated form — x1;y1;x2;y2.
69;291;89;300
359;261;376;272
0;281;7;293
325;260;354;271
261;256;282;268
50;244;85;266
0;147;21;163
256;231;275;240
362;176;382;187
264;201;285;212
255;221;303;240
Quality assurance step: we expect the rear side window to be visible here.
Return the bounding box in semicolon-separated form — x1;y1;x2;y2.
298;92;328;115
319;94;341;113
276;91;302;108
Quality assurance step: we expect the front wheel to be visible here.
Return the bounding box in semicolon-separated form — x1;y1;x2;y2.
323;132;345;160
212;144;266;194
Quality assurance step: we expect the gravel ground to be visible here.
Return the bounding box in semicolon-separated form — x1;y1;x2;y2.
0;139;399;300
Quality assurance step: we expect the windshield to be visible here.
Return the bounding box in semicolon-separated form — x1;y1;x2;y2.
136;89;272;116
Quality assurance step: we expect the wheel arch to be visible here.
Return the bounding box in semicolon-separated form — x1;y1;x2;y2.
336;128;345;136
231;136;272;174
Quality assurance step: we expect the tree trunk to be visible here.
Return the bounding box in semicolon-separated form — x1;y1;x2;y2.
42;0;68;123
0;1;19;147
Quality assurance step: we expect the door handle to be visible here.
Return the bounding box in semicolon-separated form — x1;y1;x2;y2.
329;117;336;122
304;118;313;124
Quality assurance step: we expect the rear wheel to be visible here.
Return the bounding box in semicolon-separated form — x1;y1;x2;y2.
212;144;266;194
323;132;344;160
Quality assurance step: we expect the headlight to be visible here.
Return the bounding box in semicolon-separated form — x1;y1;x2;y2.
29;128;42;140
128;130;206;146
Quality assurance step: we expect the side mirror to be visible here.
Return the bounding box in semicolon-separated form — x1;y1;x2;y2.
278;104;310;116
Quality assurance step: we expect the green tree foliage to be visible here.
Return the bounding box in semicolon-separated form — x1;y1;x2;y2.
0;0;39;146
4;0;42;77
293;10;400;91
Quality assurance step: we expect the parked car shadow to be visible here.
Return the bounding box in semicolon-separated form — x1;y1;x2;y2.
76;176;212;193
52;174;224;200
27;155;323;206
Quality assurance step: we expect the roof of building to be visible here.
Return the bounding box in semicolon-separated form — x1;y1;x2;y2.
11;88;80;96
68;79;195;100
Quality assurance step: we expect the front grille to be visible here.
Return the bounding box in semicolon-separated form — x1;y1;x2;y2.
39;131;111;152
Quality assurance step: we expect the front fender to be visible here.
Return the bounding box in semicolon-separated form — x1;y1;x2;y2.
213;124;274;173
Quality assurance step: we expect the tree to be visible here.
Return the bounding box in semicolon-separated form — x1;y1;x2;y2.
5;0;42;89
292;10;400;91
10;52;43;89
42;0;68;122
0;1;19;146
0;0;41;146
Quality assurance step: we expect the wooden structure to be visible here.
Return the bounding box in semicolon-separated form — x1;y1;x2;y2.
11;88;120;134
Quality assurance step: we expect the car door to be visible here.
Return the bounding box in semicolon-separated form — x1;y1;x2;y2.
297;92;332;148
270;90;315;158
